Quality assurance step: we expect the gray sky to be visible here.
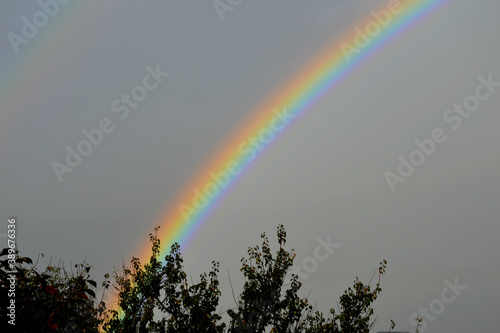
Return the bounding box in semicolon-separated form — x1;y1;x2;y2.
1;1;499;332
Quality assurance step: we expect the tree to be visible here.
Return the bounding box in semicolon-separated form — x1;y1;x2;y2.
103;225;390;333
1;225;397;332
103;227;225;333
0;248;105;332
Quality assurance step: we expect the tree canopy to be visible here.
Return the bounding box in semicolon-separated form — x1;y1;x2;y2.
1;225;414;332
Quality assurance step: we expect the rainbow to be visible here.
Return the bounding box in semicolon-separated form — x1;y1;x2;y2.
150;0;452;261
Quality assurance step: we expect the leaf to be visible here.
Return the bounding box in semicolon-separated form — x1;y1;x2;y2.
0;248;8;257
84;288;96;298
17;256;33;265
88;279;97;288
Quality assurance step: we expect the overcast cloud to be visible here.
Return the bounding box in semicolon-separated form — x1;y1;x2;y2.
1;1;499;332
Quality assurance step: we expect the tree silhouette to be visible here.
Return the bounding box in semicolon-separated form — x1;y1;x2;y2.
103;225;389;333
0;248;104;332
1;225;397;332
